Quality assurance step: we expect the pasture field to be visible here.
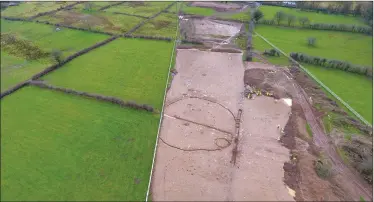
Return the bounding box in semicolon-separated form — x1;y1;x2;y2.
1;19;108;57
255;25;373;67
42;38;173;110
182;4;250;21
105;2;171;17
35;9;144;34
1;86;159;201
1;51;47;92
72;1;115;11
1;19;107;92
217;10;251;21
182;5;216;16
0;1;71;18
259;5;367;26
132;13;177;38
302;63;373;123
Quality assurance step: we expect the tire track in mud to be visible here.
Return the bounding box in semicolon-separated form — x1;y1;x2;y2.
280;69;373;201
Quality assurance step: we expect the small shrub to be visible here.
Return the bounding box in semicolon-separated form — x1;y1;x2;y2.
307;37;316;47
253;10;264;22
314;159;331;179
51;49;63;64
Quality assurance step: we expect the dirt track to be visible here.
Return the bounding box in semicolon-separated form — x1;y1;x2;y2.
151;49;295;201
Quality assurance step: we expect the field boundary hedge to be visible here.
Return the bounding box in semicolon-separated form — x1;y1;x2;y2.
290;52;373;78
124;1;177;35
123;34;172;42
255;31;372;127
98;2;125;11
0;80;30;99
0;36;119;99
28;2;82;20
31;36;118;80
29;80;154;112
258;20;372;35
110;11;148;19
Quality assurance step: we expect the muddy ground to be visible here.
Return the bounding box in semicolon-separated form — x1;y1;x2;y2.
180;17;243;47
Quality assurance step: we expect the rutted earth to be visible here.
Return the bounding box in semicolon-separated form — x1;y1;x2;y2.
151;49;295;201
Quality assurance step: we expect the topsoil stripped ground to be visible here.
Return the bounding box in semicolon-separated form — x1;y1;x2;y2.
151;49;295;201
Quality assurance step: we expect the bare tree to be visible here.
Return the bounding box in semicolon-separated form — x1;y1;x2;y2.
274;11;286;25
298;16;310;26
287;14;296;26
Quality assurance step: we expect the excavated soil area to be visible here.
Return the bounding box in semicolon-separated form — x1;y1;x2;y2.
244;62;373;201
151;50;295;201
180;18;243;44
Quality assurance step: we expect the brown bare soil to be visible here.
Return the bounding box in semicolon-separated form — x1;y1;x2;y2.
151;47;372;201
151;49;295;201
244;62;373;201
180;18;243;45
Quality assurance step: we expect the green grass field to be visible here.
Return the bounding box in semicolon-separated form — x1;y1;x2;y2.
1;19;107;92
1;86;159;201
35;9;144;34
259;5;367;26
42;38;173;109
1;2;71;18
182;6;216;16
303;63;373;123
132;13;177;38
255;25;373;67
105;2;171;17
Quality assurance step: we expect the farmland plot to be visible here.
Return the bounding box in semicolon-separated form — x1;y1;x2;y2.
260;5;367;26
303;63;373;123
42;38;173;110
105;2;172;17
1;86;159;201
72;1;117;11
255;25;373;67
34;9;144;34
1;19;107;92
132;13;178;38
1;1;72;18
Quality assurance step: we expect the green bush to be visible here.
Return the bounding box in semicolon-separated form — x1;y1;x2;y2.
290;52;372;77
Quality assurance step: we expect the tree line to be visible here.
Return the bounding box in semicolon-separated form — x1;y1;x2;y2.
259;1;373;26
253;10;372;35
290;52;373;78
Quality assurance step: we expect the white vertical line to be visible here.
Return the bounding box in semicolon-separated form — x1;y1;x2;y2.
145;2;180;201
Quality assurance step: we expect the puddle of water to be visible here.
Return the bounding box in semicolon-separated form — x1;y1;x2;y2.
282;98;292;107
